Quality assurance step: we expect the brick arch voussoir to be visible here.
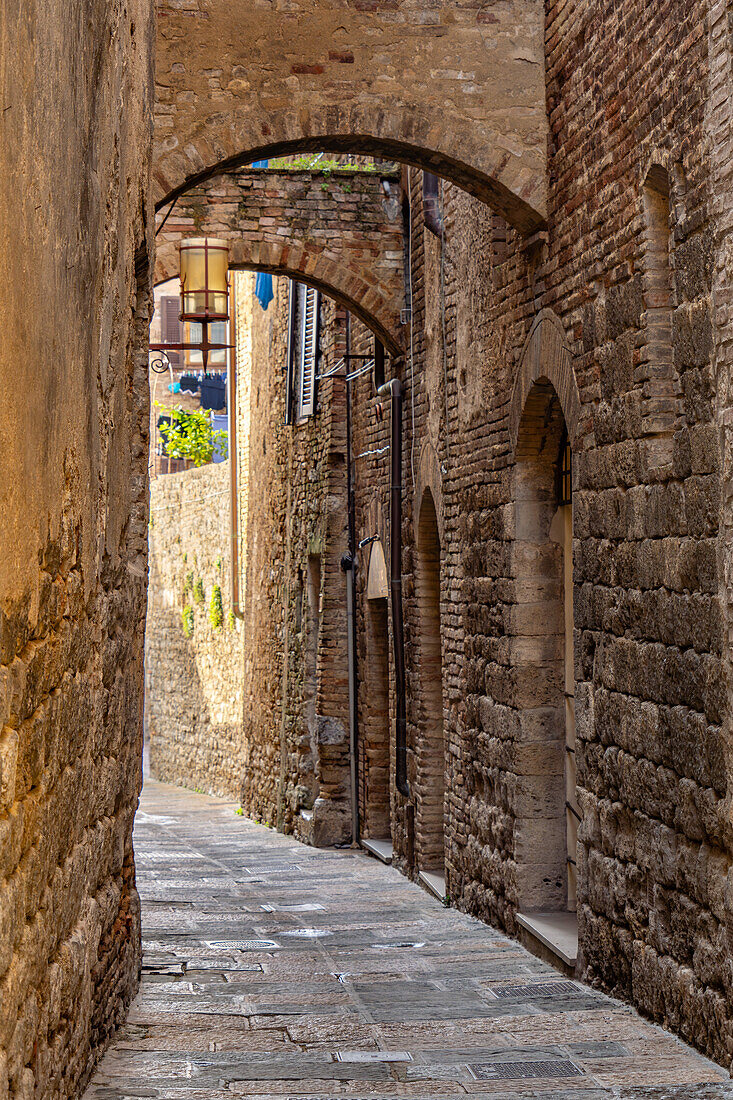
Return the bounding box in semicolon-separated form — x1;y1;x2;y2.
153;108;547;235
415;440;445;550
154;242;403;356
509;309;581;456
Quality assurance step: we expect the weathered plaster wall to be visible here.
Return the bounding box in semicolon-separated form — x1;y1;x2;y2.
146;463;245;799
0;0;153;1093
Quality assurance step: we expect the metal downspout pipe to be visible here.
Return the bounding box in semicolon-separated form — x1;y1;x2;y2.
342;314;360;847
377;377;408;796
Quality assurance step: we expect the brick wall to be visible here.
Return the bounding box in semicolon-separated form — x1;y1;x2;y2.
155;168;405;353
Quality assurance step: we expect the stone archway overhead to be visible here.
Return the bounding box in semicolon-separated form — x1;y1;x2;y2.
154;0;548;233
154;168;405;354
509;309;581;454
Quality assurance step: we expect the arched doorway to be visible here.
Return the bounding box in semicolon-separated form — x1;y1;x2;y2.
360;540;392;860
415;489;446;892
512;380;579;971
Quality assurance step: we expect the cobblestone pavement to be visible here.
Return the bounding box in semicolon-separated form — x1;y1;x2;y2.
85;781;733;1099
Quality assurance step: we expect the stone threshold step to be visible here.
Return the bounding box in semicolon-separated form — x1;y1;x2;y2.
516;910;578;974
361;838;393;864
418;869;446;903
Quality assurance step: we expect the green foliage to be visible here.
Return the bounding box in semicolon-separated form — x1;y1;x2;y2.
267;154;379;173
193;577;205;604
183;570;194;598
181;605;194;638
156;402;228;467
235;807;244;817
227;610;236;631
209;584;224;630
215;556;222;572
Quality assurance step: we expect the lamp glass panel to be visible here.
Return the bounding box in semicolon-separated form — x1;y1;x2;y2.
180;238;229;319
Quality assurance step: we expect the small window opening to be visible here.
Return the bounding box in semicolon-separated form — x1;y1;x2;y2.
557;431;572;507
373;338;385;392
286;280;321;423
423;171;443;237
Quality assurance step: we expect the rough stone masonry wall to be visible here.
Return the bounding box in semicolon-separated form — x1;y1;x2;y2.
234;274;351;846
146;463;245;799
545;0;730;1063
344;10;732;1060
353;0;732;1068
0;0;153;1095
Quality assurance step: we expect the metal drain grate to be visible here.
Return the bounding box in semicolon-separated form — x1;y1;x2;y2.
487;981;580;999
371;941;425;949
469;1060;582;1080
205;939;280;951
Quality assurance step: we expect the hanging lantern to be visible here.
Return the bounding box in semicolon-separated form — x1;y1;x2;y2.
179;238;230;322
149;237;232;375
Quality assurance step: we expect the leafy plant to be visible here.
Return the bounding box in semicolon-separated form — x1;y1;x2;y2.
193;577;205;604
267;154;380;173
181;605;194;638
183;570;194;598
209;584;224;629
227;610;236;631
235;807;244;817
156;402;228;467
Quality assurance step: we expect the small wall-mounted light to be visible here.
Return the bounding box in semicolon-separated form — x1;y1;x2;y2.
150;237;232;375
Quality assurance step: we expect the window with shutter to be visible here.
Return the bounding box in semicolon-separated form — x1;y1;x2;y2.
298;285;320;419
162;295;181;367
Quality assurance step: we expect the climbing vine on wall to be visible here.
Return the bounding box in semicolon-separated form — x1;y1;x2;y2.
181;605;194;638
193;577;205;604
209;584;224;630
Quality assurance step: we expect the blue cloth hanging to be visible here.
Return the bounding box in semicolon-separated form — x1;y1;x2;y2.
251;160;274;310
255;272;274;311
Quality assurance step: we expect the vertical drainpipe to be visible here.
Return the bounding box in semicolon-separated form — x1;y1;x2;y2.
228;276;241;616
377;376;408;796
341;313;360;846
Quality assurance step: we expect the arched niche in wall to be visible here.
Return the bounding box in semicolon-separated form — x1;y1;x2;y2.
508;310;582;959
414;487;446;876
509;309;581;456
510;366;581;956
362;538;391;842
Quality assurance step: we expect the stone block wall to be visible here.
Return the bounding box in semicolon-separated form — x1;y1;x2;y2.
0;0;153;1093
146;463;245;799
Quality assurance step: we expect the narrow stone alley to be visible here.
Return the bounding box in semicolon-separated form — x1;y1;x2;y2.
85;782;732;1099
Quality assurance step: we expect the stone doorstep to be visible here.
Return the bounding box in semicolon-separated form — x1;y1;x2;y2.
516;910;578;973
360;837;393;864
418;870;446;903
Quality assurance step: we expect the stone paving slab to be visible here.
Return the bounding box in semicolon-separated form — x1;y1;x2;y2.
84;781;733;1099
